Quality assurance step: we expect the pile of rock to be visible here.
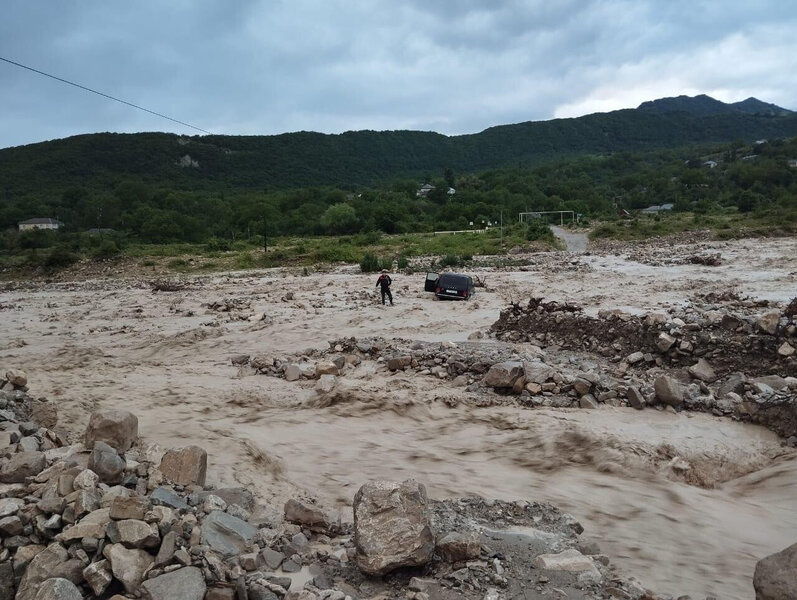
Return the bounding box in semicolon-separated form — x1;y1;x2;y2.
490;297;797;377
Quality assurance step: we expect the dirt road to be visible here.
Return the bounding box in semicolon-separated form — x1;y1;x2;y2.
1;236;796;599
551;225;588;252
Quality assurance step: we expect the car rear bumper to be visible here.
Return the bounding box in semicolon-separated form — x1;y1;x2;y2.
435;292;468;300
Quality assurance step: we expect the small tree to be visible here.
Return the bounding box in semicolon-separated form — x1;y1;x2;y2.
321;203;358;235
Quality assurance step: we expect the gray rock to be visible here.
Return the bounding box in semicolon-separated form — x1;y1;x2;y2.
249;584;279;600
151;487;189;510
579;394;598;409
757;312;780;335
436;532;481;562
110;495;151;520
107;518;160;548
687;359;717;383
284;364;302;381
5;369;27;387
284;498;329;530
159;445;208;487
654;376;684;407
0;497;24;518
103;542;154;593
141;566;206;600
154;530;178;567
261;547;285;570
88;441;125;484
85;409;138;452
523;361;556;384
718;373;746;398
656;332;677;352
0;516;23;536
0;451;45;483
483;361;524;388
626;387;646;410
753;375;788;391
0;562;13;600
83;559;113;596
353;479;434;575
15;543;69;600
33;578;82;600
754;542;797;600
200;510;256;557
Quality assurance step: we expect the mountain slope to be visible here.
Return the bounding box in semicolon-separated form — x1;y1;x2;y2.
1;96;796;197
638;94;793;116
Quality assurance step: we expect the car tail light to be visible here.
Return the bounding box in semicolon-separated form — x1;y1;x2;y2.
462;290;468;298
436;287;441;293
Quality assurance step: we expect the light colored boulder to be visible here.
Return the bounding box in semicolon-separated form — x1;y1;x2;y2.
89;441;125;484
484;361;524;388
83;560;113;596
353;479;434;575
654;376;684;407
656;332;677;352
534;548;601;578
284;497;330;530
315;361;339;377
754;542;797;600
5;368;27;387
200;510;256;557
85;409;138;452
0;451;45;483
159;446;207;487
757;312;780;335
778;342;795;357
141;566;206;600
688;358;717;383
107;518;160;548
103;543;154;593
436;532;481;562
33;578;82;600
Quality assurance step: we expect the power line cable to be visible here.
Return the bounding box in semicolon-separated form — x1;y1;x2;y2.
0;55;211;135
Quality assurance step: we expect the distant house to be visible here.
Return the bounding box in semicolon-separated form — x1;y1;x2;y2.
788;159;797;169
18;218;63;231
640;203;674;214
447;187;456;196
703;160;717;168
416;183;435;197
741;155;758;161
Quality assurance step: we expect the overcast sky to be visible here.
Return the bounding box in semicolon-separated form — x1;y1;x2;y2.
1;0;796;149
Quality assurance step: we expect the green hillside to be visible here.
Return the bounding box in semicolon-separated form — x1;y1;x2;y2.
0;95;796;261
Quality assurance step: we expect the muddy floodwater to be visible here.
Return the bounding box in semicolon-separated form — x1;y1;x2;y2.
1;236;796;600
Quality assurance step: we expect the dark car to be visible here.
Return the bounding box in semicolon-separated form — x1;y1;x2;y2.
424;271;476;300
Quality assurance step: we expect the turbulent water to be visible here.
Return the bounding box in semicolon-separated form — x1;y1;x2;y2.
2;236;796;599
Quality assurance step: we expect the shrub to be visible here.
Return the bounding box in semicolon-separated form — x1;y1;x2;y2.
360;252;380;272
236;252;255;269
205;237;231;252
44;248;79;269
167;258;187;269
378;257;394;271
93;239;120;259
461;253;473;262
525;219;553;241
397;255;409;270
440;254;461;267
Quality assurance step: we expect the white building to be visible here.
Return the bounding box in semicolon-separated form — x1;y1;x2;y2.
18;218;63;231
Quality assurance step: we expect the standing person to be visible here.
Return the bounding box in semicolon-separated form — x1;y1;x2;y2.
375;269;393;305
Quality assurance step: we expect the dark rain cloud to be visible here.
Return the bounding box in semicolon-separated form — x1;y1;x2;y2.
1;0;795;148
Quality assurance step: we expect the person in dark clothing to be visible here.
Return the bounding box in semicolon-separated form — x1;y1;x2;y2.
375;269;393;305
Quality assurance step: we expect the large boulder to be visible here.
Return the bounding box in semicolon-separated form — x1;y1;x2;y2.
159;446;207;486
5;368;27;387
85;410;138;453
107;518;160;548
436;532;481;562
688;359;717;383
484;361;524;388
654;376;684;407
33;578;82;600
757;312;781;335
0;451;45;483
15;544;69;600
353;479;434;575
88;441;125;484
103;543;154;593
284;498;329;530
754;543;797;599
141;566;206;600
534;548;601;579
201;510;256;557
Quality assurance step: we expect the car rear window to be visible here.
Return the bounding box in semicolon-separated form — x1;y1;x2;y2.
438;274;468;288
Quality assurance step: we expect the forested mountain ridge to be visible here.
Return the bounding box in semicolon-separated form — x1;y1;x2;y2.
1;95;796;199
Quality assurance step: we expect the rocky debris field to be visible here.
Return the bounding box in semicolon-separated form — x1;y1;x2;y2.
0;370;699;600
2;235;797;600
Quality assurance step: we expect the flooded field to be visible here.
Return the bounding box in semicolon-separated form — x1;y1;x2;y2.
1;236;796;599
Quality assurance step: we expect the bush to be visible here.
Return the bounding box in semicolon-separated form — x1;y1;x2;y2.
590;223;620;239
167;258;187;269
440;254;461;267
205;237;231;252
43;247;79;269
93;239;120;259
378;257;394;271
525;219;553;241
461;252;473;262
236;252;255;269
360;252;380;272
397;255;409;270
